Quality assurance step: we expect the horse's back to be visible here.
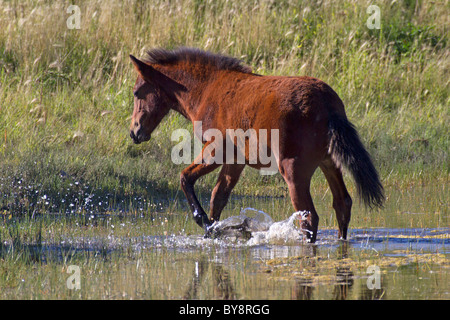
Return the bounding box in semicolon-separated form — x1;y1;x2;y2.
202;72;346;158
247;75;346;161
213;73;346;122
205;73;346;164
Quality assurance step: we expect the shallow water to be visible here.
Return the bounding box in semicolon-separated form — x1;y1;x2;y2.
8;209;446;300
1;183;448;299
41;224;448;300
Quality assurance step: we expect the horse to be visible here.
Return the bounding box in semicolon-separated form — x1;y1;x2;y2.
128;47;384;243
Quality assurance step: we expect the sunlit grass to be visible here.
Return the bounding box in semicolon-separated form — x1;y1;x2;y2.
1;1;448;214
0;0;448;244
0;0;449;300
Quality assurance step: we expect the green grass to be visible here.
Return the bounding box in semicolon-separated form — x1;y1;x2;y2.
0;0;448;217
0;1;449;301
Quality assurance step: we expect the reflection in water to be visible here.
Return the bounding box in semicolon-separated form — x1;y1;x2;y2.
332;242;354;300
212;263;236;300
2;210;447;299
183;257;208;300
294;281;313;300
359;281;386;300
332;266;353;300
292;242;356;300
183;256;236;300
292;241;391;300
181;242;360;300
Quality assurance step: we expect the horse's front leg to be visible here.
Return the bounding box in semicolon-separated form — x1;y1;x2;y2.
209;164;245;223
180;144;221;232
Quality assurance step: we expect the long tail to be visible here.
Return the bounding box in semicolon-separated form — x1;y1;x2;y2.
328;114;384;208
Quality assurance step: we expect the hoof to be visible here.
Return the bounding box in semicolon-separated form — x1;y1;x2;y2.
203;224;215;238
203;219;252;240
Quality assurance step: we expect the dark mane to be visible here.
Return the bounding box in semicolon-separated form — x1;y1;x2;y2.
144;47;252;74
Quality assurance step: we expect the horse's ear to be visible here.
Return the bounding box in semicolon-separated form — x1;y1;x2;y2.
130;55;158;84
130;54;186;94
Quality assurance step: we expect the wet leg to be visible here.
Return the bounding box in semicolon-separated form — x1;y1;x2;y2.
180;144;221;231
209;164;245;222
320;158;352;239
279;157;319;243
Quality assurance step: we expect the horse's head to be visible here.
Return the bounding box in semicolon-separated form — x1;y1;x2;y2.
129;55;177;144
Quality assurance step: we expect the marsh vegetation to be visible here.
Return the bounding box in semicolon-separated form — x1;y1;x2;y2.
0;0;448;299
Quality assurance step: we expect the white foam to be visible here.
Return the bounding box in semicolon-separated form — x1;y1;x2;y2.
247;211;308;245
128;208;310;250
210;207;309;246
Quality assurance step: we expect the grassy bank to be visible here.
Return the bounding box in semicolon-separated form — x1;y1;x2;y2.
0;0;448;216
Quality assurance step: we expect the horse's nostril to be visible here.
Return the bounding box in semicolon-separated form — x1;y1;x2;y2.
130;130;141;144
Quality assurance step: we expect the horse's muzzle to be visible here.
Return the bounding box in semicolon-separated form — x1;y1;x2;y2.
130;130;150;144
130;130;140;144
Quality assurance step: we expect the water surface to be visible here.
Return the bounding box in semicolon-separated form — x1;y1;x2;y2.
1;183;448;299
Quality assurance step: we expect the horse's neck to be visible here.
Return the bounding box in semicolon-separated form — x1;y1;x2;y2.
167;68;213;123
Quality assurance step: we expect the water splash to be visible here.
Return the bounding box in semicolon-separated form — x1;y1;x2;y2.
247;210;310;245
207;207;309;245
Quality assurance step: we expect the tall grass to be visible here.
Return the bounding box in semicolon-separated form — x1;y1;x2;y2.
0;0;448;215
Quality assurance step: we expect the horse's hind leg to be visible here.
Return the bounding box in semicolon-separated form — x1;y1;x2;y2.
279;157;319;243
209;164;245;223
319;157;352;240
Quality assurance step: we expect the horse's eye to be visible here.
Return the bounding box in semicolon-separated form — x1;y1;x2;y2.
133;91;138;98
